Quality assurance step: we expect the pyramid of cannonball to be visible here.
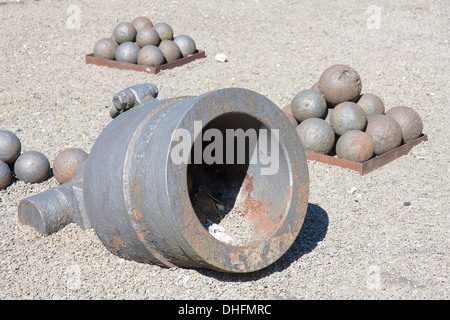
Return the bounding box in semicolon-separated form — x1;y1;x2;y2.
287;64;424;162
93;16;198;68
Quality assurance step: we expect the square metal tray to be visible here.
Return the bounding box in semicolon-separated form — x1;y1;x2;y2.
85;49;206;74
305;134;428;175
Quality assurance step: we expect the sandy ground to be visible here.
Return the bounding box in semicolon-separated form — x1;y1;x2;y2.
0;0;448;300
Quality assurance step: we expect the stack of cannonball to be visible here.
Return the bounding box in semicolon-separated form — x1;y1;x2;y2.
93;17;198;68
0;130;88;190
288;64;423;163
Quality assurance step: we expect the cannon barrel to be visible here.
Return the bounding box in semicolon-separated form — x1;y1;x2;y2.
18;87;309;273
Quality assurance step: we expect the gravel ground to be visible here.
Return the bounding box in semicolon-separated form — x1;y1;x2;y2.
0;0;448;300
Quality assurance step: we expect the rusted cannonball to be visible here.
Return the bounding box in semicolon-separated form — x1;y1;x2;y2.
93;38;118;60
136;26;161;47
115;42;140;64
53;148;88;184
336;130;374;163
296;118;335;154
365;115;403;155
0;130;21;165
14;151;50;184
158;40;181;63
357;93;385;117
281;105;298;126
173;35;196;57
385;106;423;143
131;16;153;32
291;89;327;123
330;102;367;135
153;22;174;41
0;160;11;190
137;45;166;67
113;22;137;44
318;64;362;106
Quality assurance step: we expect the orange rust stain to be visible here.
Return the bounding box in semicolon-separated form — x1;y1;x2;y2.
112;234;125;253
132;208;143;220
153;252;177;268
136;230;144;241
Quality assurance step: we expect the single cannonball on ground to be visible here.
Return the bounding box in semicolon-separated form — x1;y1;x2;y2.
14;151;50;184
136;26;161;47
295;118;335;154
365;115;403;155
115;42;140;64
137;45;166;67
291;89;327;123
0;130;21;165
53;148;88;184
93;38;118;60
357;93;385;117
131;16;153;32
113;22;137;44
159;40;182;63
0;160;11;190
153;22;174;40
336;130;374;162
318;64;362;106
173;35;196;57
281;105;298;127
330;102;367;135
385;106;423;143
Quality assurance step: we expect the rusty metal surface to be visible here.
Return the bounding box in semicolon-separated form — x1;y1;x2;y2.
318;64;362;107
14;150;50;183
291;89;327;122
81;88;309;273
18;87;309;274
386;106;423;143
53;148;88;184
0;160;11;190
85;49;206;74
296;118;335;155
306;134;428;175
330;102;367;135
159;40;182;63
335;130;374;163
0;130;21;165
365;115;402;155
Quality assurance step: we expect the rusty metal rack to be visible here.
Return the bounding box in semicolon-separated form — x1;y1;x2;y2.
305;134;428;175
85;49;206;74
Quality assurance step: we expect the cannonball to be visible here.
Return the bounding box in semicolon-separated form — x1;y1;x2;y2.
136;26;161;47
365;115;403;155
357;93;385;117
330;102;367;136
385;106;423;143
0;160;11;190
53;148;88;184
158;40;182;63
93;38;118;60
318;64;362;106
14;151;50;184
113;22;137;44
131;16;153;32
137;45;166;67
336;130;374;163
115;42;140;64
153;22;174;41
295;118;335;155
291;89;327;122
173;35;197;57
0;130;21;165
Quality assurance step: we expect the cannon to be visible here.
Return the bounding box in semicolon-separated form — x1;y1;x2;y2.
18;87;309;273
